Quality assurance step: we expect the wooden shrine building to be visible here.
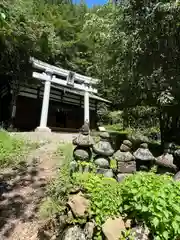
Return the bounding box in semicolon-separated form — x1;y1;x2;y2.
0;58;110;132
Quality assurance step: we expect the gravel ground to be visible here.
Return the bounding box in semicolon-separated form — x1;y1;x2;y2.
10;132;77;143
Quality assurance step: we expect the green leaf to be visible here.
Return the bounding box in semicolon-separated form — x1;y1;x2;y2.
162;231;169;239
152;217;159;228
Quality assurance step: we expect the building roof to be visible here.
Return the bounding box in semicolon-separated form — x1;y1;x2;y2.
30;57;99;85
30;57;110;104
50;83;111;104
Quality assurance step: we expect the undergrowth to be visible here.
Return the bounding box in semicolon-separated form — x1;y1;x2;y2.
0;130;39;167
39;143;73;218
41;143;180;240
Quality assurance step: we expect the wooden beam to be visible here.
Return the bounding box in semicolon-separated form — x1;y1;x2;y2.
32;72;98;94
30;57;99;85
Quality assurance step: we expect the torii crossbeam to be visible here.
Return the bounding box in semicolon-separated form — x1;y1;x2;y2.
30;57;99;132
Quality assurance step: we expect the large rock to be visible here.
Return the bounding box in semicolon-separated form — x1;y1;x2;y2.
84;222;95;240
156;153;177;173
73;134;94;147
133;143;154;161
120;144;131;152
117;173;132;182
67;192;90;218
73;147;92;161
93;132;114;157
72;122;94;147
173;171;180;181
114;151;135;162
94;157;110;168
117;161;136;173
96;168;114;178
123;140;133;148
102;217;126;240
134;143;154;171
62;226;86;240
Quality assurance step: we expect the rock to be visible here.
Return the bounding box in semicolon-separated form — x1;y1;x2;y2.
93;131;114;157
117;173;131;182
67;210;74;222
73;147;92;161
173;171;180;181
73;134;94;147
69;186;82;194
125;219;132;229
62;226;86;240
96;168;113;178
123;140;133;148
72;123;94;147
173;149;180;168
68;192;90;217
99;131;110;139
156;153;177;173
117;161;136;173
102;217;126;240
70;161;78;174
84;222;95;240
94;157;110;168
114;151;135;162
93;141;114;157
131;226;150;240
134;143;154;171
120;144;131;152
103;169;114;178
133;143;154;161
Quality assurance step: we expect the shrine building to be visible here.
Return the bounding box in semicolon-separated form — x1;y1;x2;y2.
0;58;110;132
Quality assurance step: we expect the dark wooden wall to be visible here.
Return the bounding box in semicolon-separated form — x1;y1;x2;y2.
14;96;97;131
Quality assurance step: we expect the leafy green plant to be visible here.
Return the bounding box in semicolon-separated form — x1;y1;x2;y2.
72;172;122;227
120;172;180;240
110;158;117;170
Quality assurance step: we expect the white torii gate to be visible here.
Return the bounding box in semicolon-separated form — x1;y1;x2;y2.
30;57;99;132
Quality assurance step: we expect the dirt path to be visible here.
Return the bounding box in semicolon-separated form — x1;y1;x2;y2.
0;133;75;240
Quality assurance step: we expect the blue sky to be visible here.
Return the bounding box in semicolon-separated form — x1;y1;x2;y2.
74;0;107;8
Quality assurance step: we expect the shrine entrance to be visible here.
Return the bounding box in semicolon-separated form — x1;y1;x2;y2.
30;57;100;132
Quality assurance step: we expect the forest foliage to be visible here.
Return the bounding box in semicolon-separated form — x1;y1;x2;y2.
1;0;180;109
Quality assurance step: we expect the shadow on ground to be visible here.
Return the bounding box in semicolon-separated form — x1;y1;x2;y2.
0;157;48;238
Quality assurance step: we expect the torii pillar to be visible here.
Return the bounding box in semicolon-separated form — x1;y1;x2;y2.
35;71;52;132
35;74;91;132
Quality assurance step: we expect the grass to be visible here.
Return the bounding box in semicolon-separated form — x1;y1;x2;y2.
0;130;40;167
38;143;74;219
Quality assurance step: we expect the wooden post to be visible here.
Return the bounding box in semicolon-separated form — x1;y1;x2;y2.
36;72;52;132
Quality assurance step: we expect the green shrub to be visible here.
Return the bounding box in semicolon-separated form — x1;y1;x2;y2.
120;172;180;240
97;102;111;126
0;130;36;167
122;106;159;129
109;111;123;125
42;142;180;240
72;172;122;227
103;123;123;132
73;172;180;240
46;144;73;211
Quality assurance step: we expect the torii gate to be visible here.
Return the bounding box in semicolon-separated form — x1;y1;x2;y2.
30;57;99;132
